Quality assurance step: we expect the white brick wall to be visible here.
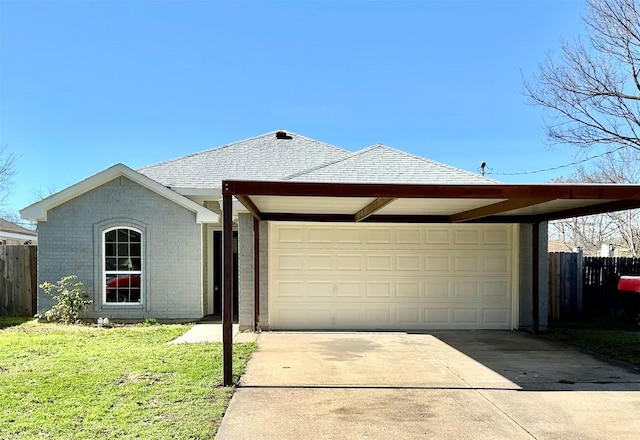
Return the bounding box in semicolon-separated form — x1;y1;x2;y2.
37;176;203;322
237;214;269;330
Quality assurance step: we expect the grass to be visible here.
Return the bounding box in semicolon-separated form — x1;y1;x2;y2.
548;317;640;368
0;318;256;439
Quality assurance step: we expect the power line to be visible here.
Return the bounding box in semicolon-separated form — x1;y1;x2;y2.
480;146;628;176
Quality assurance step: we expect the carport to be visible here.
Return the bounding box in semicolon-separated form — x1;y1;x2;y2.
221;180;640;385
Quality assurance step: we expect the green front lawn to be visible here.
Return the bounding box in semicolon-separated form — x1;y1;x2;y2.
548;318;640;368
0;318;256;439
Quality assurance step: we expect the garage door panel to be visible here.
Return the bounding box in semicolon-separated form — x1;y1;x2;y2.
484;229;510;245
483;308;509;324
396;228;422;244
337;255;363;270
365;281;392;297
277;281;305;297
396;255;421;271
365;308;391;324
482;281;510;298
396;281;421;297
395;308;421;324
276;226;304;243
454;229;480;245
366;228;393;244
270;223;514;330
307;281;334;297
453;308;479;324
425;308;450;323
276;254;304;270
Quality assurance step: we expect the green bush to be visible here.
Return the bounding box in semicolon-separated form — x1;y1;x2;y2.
37;275;93;324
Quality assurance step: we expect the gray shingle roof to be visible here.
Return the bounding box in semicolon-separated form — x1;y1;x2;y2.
138;130;350;188
137;131;496;188
284;144;497;184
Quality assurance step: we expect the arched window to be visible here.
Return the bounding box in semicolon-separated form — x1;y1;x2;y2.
104;227;142;303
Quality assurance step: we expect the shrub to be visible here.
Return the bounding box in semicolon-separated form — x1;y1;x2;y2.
37;275;93;324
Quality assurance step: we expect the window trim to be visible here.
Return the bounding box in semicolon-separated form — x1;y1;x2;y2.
102;226;144;306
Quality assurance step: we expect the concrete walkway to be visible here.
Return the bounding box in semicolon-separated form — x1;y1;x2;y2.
216;331;640;440
167;322;258;344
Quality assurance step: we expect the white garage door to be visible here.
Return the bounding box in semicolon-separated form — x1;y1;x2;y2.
269;222;516;330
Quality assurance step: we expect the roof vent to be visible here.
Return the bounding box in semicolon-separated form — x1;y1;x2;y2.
275;131;292;140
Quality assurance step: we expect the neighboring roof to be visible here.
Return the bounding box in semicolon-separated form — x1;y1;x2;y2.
137;130;351;188
548;239;574;253
284;144;496;184
0;218;38;238
20;164;219;223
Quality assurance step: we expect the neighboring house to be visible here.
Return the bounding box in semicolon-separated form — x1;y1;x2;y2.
0;218;37;245
548;239;575;253
21;130;549;330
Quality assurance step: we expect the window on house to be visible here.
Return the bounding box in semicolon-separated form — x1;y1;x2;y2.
104;227;142;304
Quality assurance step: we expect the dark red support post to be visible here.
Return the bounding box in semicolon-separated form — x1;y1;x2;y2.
222;193;233;386
253;217;260;332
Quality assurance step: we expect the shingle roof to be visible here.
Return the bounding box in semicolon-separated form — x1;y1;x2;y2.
137;130;351;188
284;144;497;184
0;218;37;236
137;131;496;188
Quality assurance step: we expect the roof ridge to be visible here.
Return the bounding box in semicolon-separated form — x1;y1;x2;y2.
138;129;350;172
137;131;280;172
285;143;497;183
366;143;499;183
283;144;383;180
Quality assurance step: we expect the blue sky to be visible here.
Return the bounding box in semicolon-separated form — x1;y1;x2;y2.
1;0;588;221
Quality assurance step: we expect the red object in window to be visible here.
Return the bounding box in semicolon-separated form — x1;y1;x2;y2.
618;276;640;292
106;274;140;290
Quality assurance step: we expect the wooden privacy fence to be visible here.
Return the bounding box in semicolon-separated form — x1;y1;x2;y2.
549;253;640;321
0;245;37;317
548;252;583;321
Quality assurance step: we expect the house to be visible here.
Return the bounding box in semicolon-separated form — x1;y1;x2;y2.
20;130;640;332
0;218;37;245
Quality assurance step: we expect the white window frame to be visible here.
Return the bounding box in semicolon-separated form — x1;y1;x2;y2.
102;226;143;305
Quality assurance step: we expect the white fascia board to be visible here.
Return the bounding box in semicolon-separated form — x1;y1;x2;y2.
19;163;219;224
217;198;250;215
0;231;38;241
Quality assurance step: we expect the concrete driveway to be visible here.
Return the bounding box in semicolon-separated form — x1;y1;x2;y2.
216;331;640;439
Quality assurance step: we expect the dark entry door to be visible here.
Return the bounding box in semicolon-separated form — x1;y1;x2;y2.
213;230;238;320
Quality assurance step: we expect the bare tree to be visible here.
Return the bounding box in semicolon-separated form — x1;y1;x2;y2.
550;149;640;256
524;0;640;153
0;146;17;212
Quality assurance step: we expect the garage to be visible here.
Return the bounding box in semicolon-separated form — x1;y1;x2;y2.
269;222;516;330
219;179;640;385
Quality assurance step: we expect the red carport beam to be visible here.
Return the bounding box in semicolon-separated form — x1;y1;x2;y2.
222;193;233;386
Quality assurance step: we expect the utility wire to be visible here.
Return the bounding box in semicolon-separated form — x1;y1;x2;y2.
479;145;628;176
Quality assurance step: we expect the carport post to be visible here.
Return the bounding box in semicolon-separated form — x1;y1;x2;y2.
222;193;233;386
253;217;260;332
532;221;540;334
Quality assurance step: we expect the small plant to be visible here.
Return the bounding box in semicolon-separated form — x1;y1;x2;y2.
142;317;158;327
37;275;93;324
